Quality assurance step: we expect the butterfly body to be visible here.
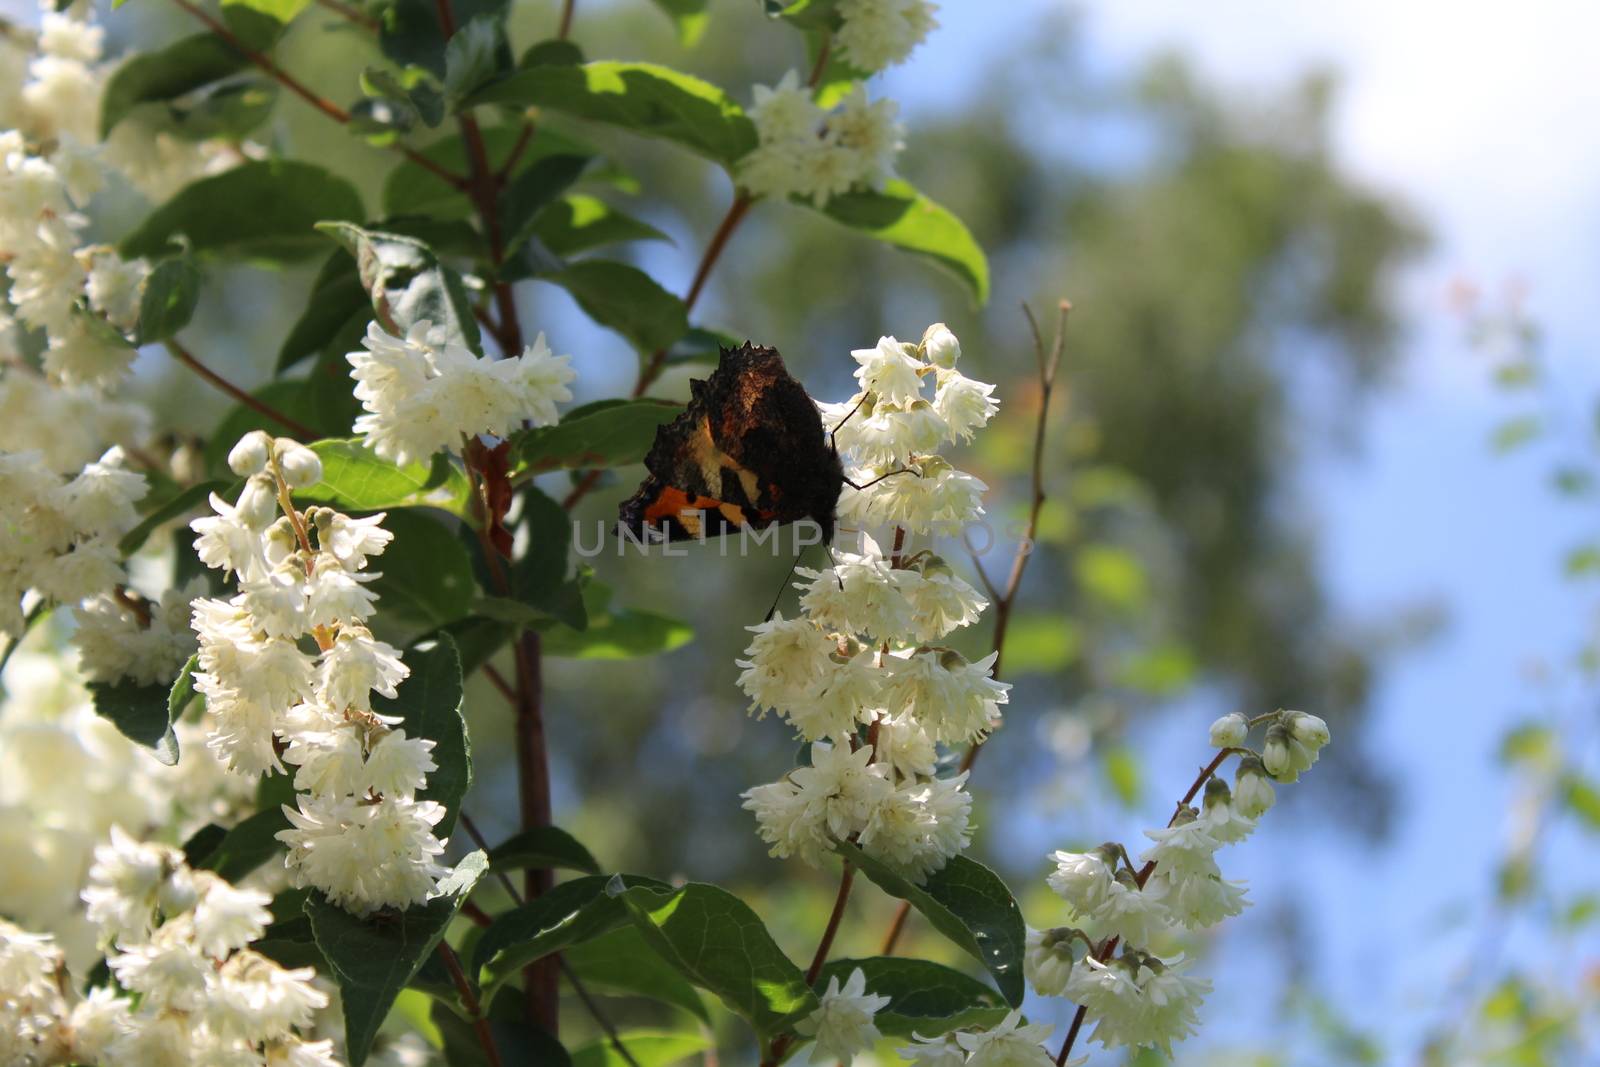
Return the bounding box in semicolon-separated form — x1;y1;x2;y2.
619;343;844;543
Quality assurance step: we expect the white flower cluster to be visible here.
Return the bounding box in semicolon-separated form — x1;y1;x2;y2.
827;324;998;534
833;0;939;73
741;74;903;206
797;967;891;1065
0;446;145;636
190;432;449;914
899;1010;1058;1067
1026;710;1333;1057
0;641;251;968
347;319;575;467
741;325;1001;881
0;829;341;1067
72;578;205;686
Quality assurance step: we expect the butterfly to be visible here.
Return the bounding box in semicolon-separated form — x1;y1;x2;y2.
618;342;846;545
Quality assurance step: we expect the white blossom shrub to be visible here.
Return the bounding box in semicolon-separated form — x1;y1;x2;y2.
0;0;1338;1064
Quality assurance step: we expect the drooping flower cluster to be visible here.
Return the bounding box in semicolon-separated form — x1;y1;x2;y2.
740;325;1000;881
189;432;449;913
0;446;146;636
0;829;342;1067
0;644;251;973
833;0;939;73
72;578;205;686
741;74;904;206
346;319;576;466
1026;710;1333;1057
900;1010;1059;1067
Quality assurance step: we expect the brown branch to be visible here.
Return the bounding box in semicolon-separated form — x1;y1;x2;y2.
169;0;466;188
560;957;642;1067
314;0;379;32
881;301;1072;956
163;340;317;439
556;0;576;39
762;862;856;1067
806;33;832;89
437;941;504;1067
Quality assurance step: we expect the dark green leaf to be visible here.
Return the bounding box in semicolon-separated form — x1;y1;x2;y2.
297;439;472;516
572;1030;712;1067
432;996;571;1067
135;257;202;344
122;161;364;263
169;652;201;718
488;826;601;875
521;38;584;67
315;221;481;354
383;124;601;220
808;179;990;305
663;326;741;367
565;927;709;1023
646;0;710;45
222;0;312;27
87;679;179;765
379;0;508;76
511;486;587;630
181;823;229;868
194;806;293;882
120;479;233;556
511;399;681;475
542;260;688;352
372;635;470;835
278;251;367;372
465;62;756;168
541;607;692;659
611;880;817;1041
367;510;477;626
100;34;249;138
473;874;669;1001
443;14;511;107
501;154;592;256
529;194;670;257
168;79;278;141
813;957;1008;1037
307;851;487;1067
835;844;1026;1007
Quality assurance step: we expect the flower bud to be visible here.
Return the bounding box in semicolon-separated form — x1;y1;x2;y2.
921;322;961;368
1285;710;1330;751
1024;926;1077;996
1202;776;1231;811
227;430;272;477
1262;724;1296;781
235;474;279;530
1234;756;1276;816
275;441;323;489
1209;712;1247;749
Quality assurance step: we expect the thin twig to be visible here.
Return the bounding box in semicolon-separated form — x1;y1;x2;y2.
163;340;317;439
762;863;856;1067
0;599;47;678
314;0;379;31
458;811;523;904
437;941;505;1067
168;0;466;188
556;0;576;39
559;958;642;1067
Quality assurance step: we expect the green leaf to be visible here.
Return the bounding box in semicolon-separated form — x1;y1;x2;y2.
541;607;693;659
200;380;349;476
372;635;470;835
572;1030;712;1067
1560;773;1600;831
383;124;595;220
169;652;201;718
542;260;688;352
100;34;249;138
611;880;817;1042
646;0;710;45
813;957;1009;1037
835;844;1026;1007
193;806;293;882
122;161;364;264
379;0;508;77
120;479;233;556
808;179;990;305
529;194;670;256
473;874;669;1001
1491;414;1542;452
489;826;602;875
565;927;709;1023
308;851;488;1067
510;399;681;475
1102;743;1142;806
367;510;477;626
167;79;279;142
278;251;367;372
465;62;757;168
135;257;202;344
87;679;180;765
500;153;592;257
222;0;312;27
443;14;511;108
431;996;570;1067
297;439;472;516
315;221;481;354
512;487;588;631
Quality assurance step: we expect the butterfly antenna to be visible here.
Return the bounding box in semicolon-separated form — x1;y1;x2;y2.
764;544;810;622
828;392;870;453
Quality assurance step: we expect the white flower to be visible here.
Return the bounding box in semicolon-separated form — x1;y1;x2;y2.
796;967;890;1064
234;473;280;529
1261;722;1311;781
1138;816;1220;881
903;564;987;639
853;336;926;405
212;950;328;1041
72;577;204;686
736;614;836;718
190;873;271;960
834;0;938;72
873;711;936;778
191;495;269;579
1143;867;1248;930
274;440;323;489
1233;757;1276;818
932;367;998;443
1024;926;1076;997
1086;873;1172;947
1067;953;1209;1056
921;322;960;368
227;431;273;477
740;78;903;205
108;921;211;1008
277;794;449;914
304;561;379;629
956;1008;1055;1067
318;511;394;571
743;742;891;866
791;650;882;742
1045;848;1115;913
282;726;368;798
898;1032;967;1067
1198;778;1255;844
317;629;408;711
859;772;971;878
240;569;310;639
880;649;1008;744
797;545;917;640
42;316;136;386
364;728;437;799
1208;712;1248;749
84;253;147;332
1285;710;1330;750
82;827;178;945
